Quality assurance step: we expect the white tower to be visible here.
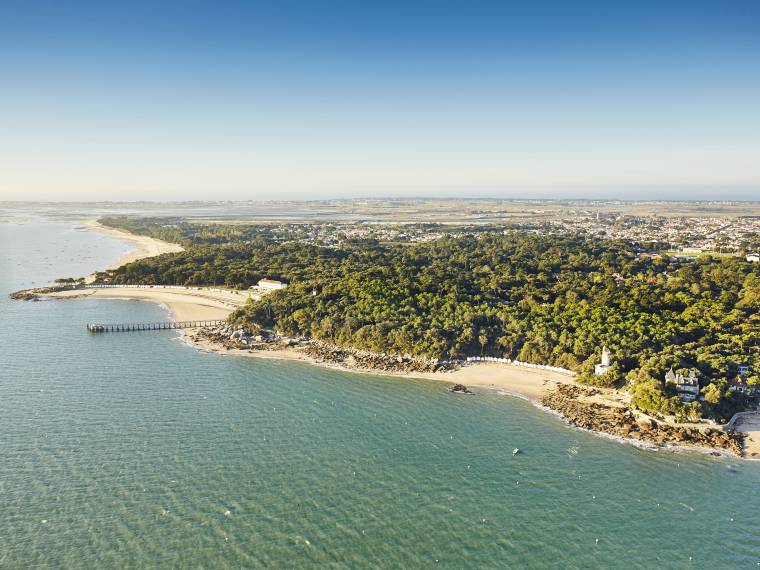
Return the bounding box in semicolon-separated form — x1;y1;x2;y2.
595;346;611;375
601;346;610;367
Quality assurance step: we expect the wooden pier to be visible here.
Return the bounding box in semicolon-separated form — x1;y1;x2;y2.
87;320;226;333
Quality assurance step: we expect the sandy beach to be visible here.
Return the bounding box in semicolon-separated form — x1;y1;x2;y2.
50;286;251;321
61;221;240;320
190;335;573;402
80;220;183;272
734;414;760;459
426;361;575;400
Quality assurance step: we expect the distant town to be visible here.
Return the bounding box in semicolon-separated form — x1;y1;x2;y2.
5;198;759;257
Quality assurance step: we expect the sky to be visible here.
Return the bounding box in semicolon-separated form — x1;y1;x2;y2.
1;0;759;202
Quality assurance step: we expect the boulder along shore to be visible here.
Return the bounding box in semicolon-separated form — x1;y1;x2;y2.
541;384;744;456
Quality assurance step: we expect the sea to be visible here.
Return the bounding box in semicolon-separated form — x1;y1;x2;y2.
1;217;758;569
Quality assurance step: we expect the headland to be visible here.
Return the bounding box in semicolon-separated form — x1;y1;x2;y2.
10;218;757;459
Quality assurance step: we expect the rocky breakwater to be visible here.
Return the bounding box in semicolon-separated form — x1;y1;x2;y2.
10;289;43;300
10;285;82;300
541;384;744;456
9;287;63;300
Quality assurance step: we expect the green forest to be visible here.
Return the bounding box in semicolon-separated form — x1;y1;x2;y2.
98;218;760;421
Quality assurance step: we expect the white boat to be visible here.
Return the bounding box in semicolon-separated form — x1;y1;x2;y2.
512;448;520;456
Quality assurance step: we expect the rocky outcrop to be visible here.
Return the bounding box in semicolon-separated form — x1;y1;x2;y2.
187;325;748;456
9;287;60;300
447;384;474;394
541;384;744;456
10;289;42;300
190;325;454;374
190;324;285;352
302;341;451;374
9;285;82;300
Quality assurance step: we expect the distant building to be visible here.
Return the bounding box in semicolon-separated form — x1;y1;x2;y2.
257;279;287;290
746;254;759;262
594;346;611;376
729;376;748;393
738;364;749;376
665;368;700;402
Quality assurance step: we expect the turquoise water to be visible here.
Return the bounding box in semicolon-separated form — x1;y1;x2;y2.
1;219;759;569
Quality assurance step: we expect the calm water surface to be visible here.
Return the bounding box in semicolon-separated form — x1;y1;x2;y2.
1;219;758;569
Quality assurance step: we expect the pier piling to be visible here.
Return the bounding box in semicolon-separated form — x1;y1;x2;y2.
87;320;226;333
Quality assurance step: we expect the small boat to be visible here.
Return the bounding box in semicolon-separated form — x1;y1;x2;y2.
512;448;520;456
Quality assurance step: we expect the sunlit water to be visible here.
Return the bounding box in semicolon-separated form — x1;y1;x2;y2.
1;219;758;569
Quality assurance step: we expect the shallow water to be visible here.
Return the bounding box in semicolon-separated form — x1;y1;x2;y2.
1;219;758;569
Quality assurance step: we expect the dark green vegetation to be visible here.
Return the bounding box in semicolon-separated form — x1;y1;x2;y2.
99;219;759;421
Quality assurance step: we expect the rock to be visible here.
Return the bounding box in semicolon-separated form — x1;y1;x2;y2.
539;383;744;456
447;384;474;395
637;418;656;431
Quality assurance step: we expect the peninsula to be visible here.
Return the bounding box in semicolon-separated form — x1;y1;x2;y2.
15;205;758;458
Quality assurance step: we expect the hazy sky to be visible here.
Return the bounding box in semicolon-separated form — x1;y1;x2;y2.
1;0;759;201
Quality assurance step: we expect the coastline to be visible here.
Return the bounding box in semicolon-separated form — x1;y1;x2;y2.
37;279;756;459
79;219;183;273
186;331;749;459
188;332;566;401
734;415;760;459
49;286;251;321
21;219;755;460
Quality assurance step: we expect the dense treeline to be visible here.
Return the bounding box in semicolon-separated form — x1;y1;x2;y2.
101;228;759;419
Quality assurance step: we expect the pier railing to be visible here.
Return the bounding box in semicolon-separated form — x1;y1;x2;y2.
83;284;240;294
87;320;226;333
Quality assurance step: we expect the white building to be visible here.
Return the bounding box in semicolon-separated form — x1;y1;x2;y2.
746;253;759;262
665;368;700;402
257;279;288;291
594;346;611;376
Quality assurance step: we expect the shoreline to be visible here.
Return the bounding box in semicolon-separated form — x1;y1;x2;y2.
79;219;184;273
22;280;760;461
31;283;757;459
16;219;756;460
48;286;251;322
187;332;565;400
185;330;750;459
